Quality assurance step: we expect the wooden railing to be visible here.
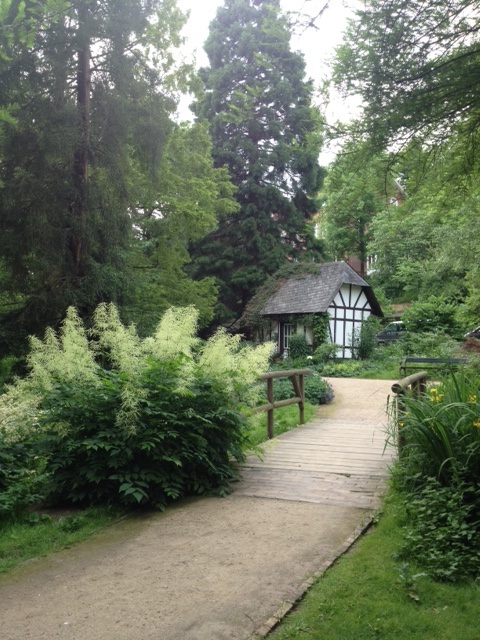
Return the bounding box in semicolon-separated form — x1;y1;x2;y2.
252;368;312;439
391;371;428;454
391;371;427;398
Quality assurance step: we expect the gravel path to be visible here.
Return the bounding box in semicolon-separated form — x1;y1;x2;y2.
0;378;395;640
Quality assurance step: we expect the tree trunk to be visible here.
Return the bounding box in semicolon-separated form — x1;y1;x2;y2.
71;0;90;278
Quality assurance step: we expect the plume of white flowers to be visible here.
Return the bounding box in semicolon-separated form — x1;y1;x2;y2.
93;303;143;377
1;307;96;441
144;306;199;361
27;307;97;391
198;328;274;401
0;302;275;442
0;385;42;442
92;303;147;432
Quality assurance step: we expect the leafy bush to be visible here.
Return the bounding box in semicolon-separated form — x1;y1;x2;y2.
354;316;382;360
287;334;311;359
267;372;334;405
0;304;274;511
312;342;340;364
392;369;480;581
400;479;480;582
401;330;460;359
402;296;461;337
41;364;248;508
304;373;334;404
0;436;48;519
317;360;367;377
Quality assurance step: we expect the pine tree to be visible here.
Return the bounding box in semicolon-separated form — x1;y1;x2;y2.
191;0;324;324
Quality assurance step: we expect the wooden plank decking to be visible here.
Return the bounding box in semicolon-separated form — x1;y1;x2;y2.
234;379;396;511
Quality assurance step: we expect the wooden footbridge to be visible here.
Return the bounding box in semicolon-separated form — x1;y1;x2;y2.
235;378;396;510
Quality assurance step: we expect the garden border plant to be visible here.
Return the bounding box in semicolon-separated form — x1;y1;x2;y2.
390;367;480;581
0;304;274;515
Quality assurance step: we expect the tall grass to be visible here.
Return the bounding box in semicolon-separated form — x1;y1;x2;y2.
394;369;480;487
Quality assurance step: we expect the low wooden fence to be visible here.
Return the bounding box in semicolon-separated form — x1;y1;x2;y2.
252;368;312;439
391;371;428;454
399;357;467;377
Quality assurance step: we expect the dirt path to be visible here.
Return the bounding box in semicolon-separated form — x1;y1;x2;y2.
0;378;395;640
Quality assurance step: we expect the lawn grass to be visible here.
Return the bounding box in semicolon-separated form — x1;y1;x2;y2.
246;402;317;447
0;507;121;575
270;491;480;640
357;365;399;380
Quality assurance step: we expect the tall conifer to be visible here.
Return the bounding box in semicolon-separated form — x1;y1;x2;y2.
191;0;324;324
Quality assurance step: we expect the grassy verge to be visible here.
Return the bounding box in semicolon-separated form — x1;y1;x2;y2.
246;403;317;447
270;491;480;640
0;507;121;575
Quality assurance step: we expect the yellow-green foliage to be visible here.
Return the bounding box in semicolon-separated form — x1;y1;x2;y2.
0;308;98;440
144;306;200;361
198;329;273;399
0;304;274;442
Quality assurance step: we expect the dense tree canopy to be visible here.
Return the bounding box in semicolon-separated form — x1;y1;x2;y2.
123;122;238;334
326;0;480;329
191;0;325;324
319;143;395;274
334;0;480;148
0;0;236;348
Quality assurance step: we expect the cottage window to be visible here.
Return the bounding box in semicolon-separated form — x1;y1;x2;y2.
283;323;293;351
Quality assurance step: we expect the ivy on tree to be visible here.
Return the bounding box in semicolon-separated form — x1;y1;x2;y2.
191;0;325;324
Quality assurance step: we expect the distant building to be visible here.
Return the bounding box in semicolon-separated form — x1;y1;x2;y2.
239;261;383;359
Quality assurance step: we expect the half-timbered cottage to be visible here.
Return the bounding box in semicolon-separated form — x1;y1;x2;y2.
242;261;383;359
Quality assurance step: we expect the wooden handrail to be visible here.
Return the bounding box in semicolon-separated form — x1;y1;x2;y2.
253;368;312;439
391;371;428;396
391;371;428;454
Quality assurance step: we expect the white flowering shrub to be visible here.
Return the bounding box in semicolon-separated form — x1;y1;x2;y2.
0;304;273;512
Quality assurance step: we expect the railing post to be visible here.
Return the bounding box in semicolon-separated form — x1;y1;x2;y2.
396;391;406;455
391;371;428;456
253;369;313;439
298;373;305;424
267;377;274;439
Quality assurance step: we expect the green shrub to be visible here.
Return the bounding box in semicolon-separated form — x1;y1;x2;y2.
41;363;248;508
401;330;460;359
304;373;334;404
400;479;480;582
355;316;382;360
318;360;367;377
393;370;480;488
266;372;334;405
0;436;48;519
287;334;311;359
312;342;339;364
0;304;274;512
402;297;461;337
391;369;480;582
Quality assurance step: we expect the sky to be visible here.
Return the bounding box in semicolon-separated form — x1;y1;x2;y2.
175;0;357;163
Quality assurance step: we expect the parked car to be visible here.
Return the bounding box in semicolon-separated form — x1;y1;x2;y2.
376;321;408;345
465;326;480;340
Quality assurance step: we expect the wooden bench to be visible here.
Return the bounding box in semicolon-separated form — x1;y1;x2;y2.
399;357;467;377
